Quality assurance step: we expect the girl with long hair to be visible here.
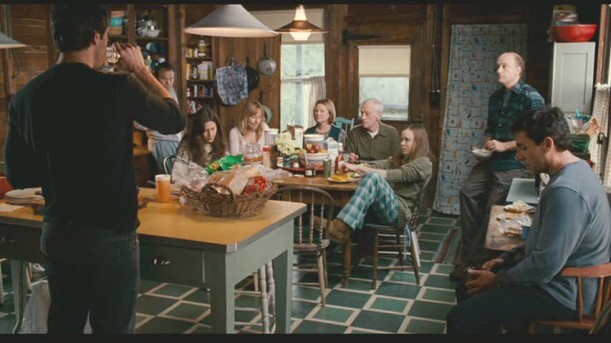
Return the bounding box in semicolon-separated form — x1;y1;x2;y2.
327;123;434;243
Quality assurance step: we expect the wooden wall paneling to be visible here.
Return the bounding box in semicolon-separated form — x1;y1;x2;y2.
215;36;281;137
595;4;609;84
0;4;52;161
324;5;348;119
167;4;182;106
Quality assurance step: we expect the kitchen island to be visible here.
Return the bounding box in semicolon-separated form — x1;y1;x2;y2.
0;187;305;334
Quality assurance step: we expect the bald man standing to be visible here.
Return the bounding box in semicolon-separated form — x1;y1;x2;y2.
451;52;545;281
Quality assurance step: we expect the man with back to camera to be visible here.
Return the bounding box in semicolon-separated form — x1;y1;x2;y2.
344;98;401;162
134;62;184;174
450;51;545;280
4;4;185;333
446;106;611;333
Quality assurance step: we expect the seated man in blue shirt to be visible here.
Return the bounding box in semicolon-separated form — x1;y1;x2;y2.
446;106;611;334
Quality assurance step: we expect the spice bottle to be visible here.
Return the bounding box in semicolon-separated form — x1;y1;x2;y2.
198;39;207;57
262;146;272;169
305;164;315;177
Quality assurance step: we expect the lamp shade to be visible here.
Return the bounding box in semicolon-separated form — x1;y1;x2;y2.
184;4;278;38
0;32;25;49
276;5;327;41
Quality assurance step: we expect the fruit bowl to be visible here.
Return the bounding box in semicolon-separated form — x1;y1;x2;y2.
553;24;598;42
305;152;329;167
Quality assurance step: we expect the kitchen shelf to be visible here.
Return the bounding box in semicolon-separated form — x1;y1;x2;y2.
186;79;215;83
136;37;170;42
186;57;213;62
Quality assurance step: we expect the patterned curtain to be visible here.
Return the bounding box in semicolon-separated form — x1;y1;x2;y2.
433;24;528;215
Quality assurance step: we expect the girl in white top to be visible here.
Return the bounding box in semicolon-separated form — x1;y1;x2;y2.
228;100;270;155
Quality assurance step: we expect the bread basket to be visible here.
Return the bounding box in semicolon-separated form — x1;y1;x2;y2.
181;182;278;218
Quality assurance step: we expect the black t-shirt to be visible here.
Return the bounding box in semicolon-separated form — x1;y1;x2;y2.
5;63;185;232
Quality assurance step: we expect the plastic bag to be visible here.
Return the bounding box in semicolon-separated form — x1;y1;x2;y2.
206;155;243;175
171;157;209;192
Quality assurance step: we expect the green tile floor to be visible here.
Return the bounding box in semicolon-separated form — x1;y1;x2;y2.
0;209;464;334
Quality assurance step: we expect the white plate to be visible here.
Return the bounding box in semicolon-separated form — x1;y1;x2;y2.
504;201;536;213
471;149;492;159
6;196;43;204
327;177;354;183
5;188;42;199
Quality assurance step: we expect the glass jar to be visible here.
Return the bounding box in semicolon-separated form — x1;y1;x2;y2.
243;143;263;165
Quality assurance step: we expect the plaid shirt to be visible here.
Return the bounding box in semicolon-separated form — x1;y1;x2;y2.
486;79;545;171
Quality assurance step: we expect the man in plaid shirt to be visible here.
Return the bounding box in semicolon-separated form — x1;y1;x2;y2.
450;52;545;281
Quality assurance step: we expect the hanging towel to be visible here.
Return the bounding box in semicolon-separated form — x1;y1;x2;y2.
216;64;248;106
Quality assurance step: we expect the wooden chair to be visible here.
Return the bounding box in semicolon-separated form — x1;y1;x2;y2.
234;261;276;333
0;258;5;305
277;185;334;307
162;154;176;175
359;178;430;289
590;297;611;334
528;262;611;334
335;116;354;132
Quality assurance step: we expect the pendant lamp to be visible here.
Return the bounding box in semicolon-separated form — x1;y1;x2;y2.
276;5;327;41
184;4;278;38
0;31;24;49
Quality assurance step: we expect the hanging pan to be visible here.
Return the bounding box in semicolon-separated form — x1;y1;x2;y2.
258;43;277;77
245;57;259;91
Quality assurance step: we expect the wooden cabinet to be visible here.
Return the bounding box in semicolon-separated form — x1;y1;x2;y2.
549;42;596;116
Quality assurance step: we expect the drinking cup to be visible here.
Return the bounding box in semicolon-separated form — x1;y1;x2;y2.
521;225;531;240
155;174;171;203
106;45;120;65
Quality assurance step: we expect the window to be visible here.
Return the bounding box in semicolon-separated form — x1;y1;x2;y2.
252;9;326;130
280;44;325;130
358;45;411;121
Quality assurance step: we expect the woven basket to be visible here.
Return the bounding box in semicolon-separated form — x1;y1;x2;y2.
181;182;278;218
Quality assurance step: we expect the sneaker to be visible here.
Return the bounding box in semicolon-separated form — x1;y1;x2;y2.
327;218;353;243
30;263;46;279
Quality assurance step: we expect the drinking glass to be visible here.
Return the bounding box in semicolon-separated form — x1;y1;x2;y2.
106;45;120;67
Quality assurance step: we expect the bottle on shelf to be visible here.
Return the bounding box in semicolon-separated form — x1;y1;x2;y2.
197;39;208;58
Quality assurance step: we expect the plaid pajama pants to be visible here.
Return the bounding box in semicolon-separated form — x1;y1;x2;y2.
336;173;399;231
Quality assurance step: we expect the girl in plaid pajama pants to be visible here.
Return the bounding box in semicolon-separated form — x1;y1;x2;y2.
327;124;433;243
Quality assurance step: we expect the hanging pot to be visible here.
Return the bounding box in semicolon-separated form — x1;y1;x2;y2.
260;91;272;123
258;43;277;77
245;57;259;91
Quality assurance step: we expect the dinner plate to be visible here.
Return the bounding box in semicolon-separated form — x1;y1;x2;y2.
6;196;43;204
327;177;354;183
6;188;42;199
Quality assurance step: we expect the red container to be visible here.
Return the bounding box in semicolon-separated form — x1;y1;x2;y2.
0;176;14;199
553;24;598;42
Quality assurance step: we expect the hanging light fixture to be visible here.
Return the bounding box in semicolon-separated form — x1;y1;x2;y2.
184;4;278;38
0;31;24;49
276;5;327;41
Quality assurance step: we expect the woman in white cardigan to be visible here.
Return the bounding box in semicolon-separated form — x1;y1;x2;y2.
228;100;270;155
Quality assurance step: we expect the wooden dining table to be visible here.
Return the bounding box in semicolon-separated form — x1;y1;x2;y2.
273;174;359;285
0;188;306;334
485;205;528;252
